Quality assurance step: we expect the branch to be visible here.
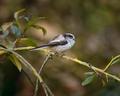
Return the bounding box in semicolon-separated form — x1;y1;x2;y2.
34;53;52;96
63;56;120;82
1;46;120;82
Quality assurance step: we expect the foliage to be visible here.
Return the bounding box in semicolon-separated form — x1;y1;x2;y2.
0;9;46;88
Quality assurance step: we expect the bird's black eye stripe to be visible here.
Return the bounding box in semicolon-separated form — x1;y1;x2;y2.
64;34;73;38
67;35;73;38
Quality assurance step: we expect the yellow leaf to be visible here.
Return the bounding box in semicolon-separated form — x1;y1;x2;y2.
0;50;5;55
14;9;26;21
9;54;22;71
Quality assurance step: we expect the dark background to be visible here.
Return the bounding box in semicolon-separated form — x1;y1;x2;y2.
0;0;120;96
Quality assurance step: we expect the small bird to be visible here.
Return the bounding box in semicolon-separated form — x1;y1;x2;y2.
31;33;75;52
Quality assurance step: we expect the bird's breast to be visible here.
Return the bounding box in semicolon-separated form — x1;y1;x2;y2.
53;39;75;52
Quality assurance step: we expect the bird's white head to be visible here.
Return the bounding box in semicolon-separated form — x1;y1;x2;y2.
63;33;75;47
63;33;75;40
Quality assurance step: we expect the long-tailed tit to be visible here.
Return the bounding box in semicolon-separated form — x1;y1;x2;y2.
31;33;75;52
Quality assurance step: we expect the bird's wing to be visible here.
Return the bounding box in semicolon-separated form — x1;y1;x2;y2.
31;40;68;51
48;40;68;47
50;34;65;42
31;34;67;51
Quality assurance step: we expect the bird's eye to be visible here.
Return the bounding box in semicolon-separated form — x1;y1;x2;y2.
67;35;73;38
63;33;74;39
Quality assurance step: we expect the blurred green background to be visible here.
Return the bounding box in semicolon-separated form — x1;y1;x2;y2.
0;0;120;96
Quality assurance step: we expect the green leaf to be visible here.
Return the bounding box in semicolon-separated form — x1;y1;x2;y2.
84;72;94;76
22;16;30;22
24;16;47;34
18;15;30;22
16;38;37;46
10;24;21;37
9;54;22;72
111;55;120;65
10;50;43;83
82;75;95;86
14;9;26;22
31;24;47;35
14;9;26;32
29;17;46;24
112;58;120;65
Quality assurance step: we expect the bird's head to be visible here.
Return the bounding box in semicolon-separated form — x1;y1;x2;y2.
63;33;75;40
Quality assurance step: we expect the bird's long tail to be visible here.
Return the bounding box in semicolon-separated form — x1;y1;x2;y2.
30;41;62;51
30;44;50;51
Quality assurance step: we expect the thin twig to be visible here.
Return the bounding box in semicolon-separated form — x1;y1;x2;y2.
41;82;49;96
63;56;120;82
34;53;52;96
39;53;52;74
103;55;120;83
88;63;99;75
104;55;120;71
42;82;54;96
